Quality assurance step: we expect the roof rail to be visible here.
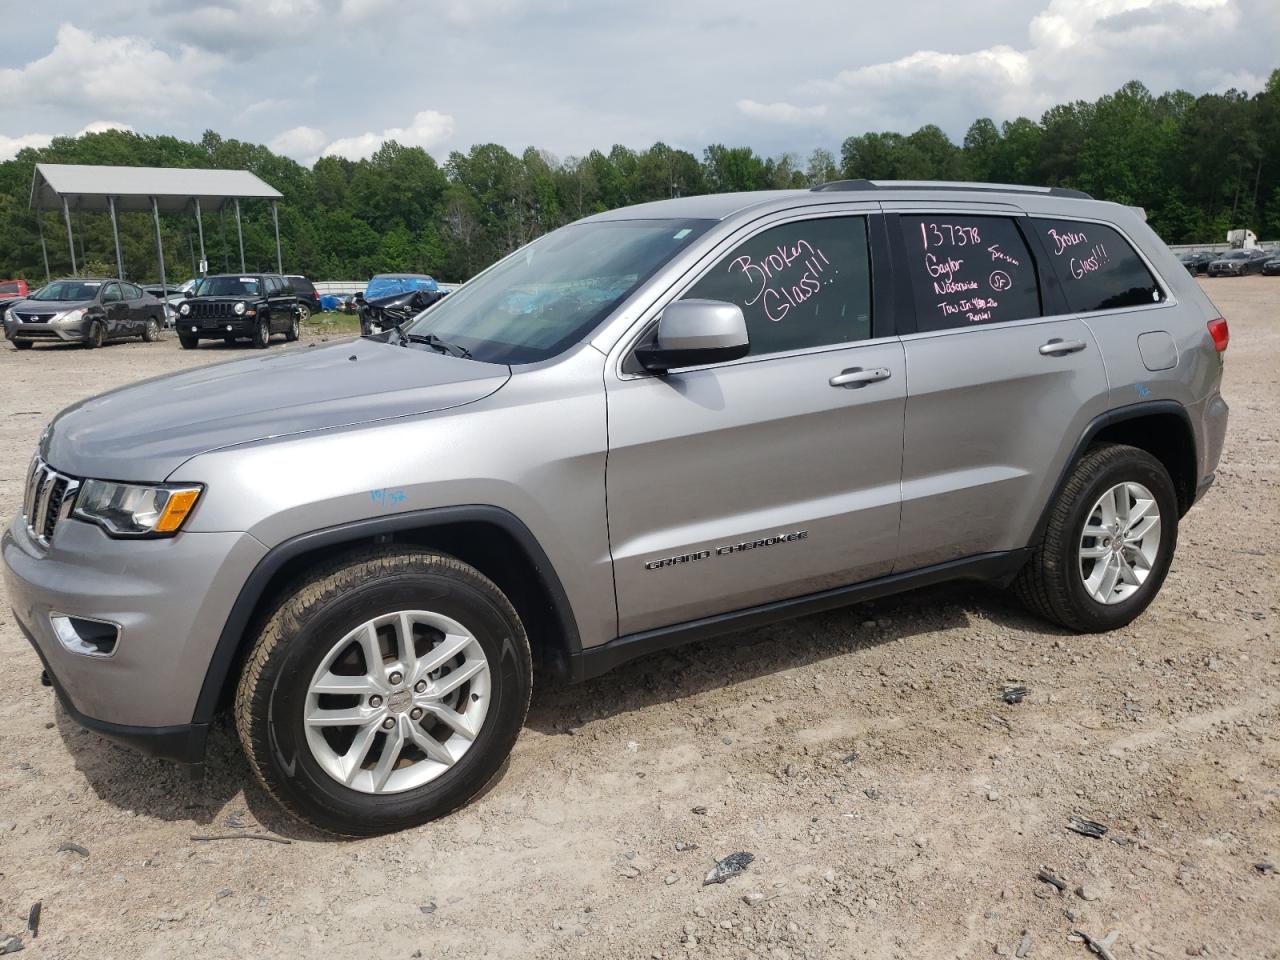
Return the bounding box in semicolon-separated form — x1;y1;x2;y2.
811;179;1093;200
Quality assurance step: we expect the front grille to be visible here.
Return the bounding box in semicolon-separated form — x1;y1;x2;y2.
14;312;55;323
188;301;237;319
22;458;80;549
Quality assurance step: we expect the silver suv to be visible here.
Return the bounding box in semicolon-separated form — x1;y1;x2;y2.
3;181;1230;835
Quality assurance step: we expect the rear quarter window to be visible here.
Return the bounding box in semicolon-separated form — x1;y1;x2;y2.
1030;219;1164;312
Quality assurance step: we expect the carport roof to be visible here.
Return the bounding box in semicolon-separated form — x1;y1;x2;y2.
30;163;283;213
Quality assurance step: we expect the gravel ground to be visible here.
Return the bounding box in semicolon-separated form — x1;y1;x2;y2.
0;282;1276;960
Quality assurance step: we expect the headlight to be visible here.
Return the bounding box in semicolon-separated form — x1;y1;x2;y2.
3;307;11;323
55;308;86;323
73;480;202;538
180;303;191;316
234;302;246;315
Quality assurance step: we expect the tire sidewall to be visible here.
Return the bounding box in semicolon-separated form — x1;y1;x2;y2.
255;317;270;348
1056;450;1179;631
259;567;530;834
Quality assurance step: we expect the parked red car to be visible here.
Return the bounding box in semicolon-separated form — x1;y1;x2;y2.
0;279;30;298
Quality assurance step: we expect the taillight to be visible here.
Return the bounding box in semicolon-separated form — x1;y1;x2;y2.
1207;317;1229;352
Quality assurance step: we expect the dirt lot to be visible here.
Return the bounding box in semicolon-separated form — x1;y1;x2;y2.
0;283;1276;960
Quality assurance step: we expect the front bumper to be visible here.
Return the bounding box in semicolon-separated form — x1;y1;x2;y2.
3;511;267;752
178;316;258;338
4;316;89;342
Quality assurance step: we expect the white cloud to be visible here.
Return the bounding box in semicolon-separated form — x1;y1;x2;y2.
737;100;828;124
0;24;217;115
320;110;456;160
799;0;1274;135
269;125;329;159
0;121;134;161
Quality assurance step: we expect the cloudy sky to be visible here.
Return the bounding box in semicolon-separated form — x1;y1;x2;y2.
0;0;1276;164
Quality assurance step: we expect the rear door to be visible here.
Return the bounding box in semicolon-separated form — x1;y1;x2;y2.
889;209;1110;571
605;209;907;635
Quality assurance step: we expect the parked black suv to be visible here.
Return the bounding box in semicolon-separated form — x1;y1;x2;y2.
285;275;322;321
176;273;300;349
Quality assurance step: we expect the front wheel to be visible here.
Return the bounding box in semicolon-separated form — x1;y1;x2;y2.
1014;443;1178;632
253;316;270;348
235;547;532;836
84;319;104;349
12;339;33;350
178;333;199;350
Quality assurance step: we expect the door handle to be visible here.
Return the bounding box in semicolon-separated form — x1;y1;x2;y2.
1039;338;1087;356
829;367;892;388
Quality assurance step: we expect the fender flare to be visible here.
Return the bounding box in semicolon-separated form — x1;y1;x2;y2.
1028;399;1196;546
191;505;581;724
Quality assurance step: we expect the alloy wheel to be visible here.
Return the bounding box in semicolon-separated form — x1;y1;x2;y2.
1078;481;1161;605
303;610;492;794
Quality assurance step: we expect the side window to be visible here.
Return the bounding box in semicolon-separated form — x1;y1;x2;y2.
1030;219;1164;312
899;215;1041;332
102;283;122;302
681;217;872;356
265;276;281;295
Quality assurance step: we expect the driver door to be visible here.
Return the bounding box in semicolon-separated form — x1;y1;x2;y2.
604;211;906;635
101;283;127;337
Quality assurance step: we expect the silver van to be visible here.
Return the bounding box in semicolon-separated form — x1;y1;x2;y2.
4;181;1229;834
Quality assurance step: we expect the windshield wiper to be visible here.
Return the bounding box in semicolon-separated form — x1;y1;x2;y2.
405;333;472;359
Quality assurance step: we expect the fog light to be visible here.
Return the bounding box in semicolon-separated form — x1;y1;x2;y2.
50;613;119;658
226;325;232;331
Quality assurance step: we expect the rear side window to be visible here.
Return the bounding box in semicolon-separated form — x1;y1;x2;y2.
682;216;872;356
899;215;1041;332
1030;219;1164;312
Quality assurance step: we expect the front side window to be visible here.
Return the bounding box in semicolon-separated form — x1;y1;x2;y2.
681;217;872;356
899;215;1041;332
102;283;122;302
195;276;261;297
405;218;712;364
1030;219;1164;312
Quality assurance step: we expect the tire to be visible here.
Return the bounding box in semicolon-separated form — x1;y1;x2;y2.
296;303;311;323
235;547;532;836
1014;443;1178;632
84;319;104;349
285;309;301;342
12;339;33;350
178;333;199;350
142;316;160;342
253;316;270;348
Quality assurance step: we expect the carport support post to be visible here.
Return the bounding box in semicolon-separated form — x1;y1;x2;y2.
271;200;282;274
151;196;169;300
109;196;124;281
194;198;206;275
62;197;77;275
234;198;245;272
36;208;51;284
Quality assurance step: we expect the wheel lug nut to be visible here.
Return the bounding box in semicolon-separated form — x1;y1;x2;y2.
410;707;423;720
389;671;403;685
381;717;395;730
414;680;427;693
369;695;383;707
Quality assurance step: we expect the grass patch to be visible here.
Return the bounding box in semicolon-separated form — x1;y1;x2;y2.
304;310;361;335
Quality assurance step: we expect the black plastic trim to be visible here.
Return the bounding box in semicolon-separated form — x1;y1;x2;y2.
18;617;209;764
1029;399;1198;544
570;550;1030;682
191;505;581;726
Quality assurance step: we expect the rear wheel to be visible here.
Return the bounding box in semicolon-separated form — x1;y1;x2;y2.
142;316;160;342
235;547;532;836
84;319;104;349
296;303;311;323
178;333;199;350
285;309;301;342
253;316;270;348
1014;443;1178;632
12;339;32;350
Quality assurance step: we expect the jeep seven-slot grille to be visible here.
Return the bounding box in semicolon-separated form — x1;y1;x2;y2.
188;301;236;319
23;458;80;548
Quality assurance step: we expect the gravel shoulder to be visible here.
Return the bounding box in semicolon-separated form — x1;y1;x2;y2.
0;284;1276;959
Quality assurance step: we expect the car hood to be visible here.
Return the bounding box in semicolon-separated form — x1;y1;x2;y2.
41;337;511;481
11;299;94;312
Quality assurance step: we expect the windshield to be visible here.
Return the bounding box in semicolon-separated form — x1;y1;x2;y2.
194;276;260;297
30;280;102;301
367;276;436;299
405;219;712;363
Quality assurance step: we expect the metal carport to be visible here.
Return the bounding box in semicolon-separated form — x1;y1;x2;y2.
29;163;285;295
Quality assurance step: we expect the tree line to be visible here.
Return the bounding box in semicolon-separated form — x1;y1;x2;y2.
0;72;1276;286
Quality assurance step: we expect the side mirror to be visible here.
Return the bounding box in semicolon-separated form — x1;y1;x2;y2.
634;299;750;374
